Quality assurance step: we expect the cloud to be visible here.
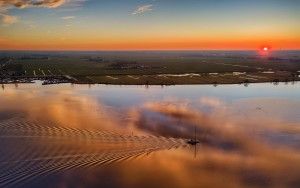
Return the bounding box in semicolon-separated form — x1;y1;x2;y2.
0;0;85;25
199;97;224;108
132;4;153;15
0;0;66;9
0;13;17;24
61;15;75;20
144;101;197;119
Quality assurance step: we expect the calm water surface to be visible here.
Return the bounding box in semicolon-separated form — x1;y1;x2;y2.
0;82;300;188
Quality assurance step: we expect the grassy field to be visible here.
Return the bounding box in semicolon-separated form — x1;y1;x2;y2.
1;51;300;84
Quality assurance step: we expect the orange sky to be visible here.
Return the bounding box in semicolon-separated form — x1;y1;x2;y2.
2;36;299;51
0;0;299;50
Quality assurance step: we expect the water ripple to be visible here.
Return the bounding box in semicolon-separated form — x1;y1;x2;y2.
0;118;186;188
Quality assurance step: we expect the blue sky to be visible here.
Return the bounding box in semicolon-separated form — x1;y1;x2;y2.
0;0;299;50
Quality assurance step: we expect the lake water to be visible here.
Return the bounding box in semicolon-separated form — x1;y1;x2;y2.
0;82;300;188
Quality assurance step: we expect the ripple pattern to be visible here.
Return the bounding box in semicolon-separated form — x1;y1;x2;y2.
0;118;186;188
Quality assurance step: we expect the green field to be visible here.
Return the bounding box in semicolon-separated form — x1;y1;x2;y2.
1;51;300;84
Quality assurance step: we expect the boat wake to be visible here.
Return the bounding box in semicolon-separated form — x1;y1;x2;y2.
0;118;186;188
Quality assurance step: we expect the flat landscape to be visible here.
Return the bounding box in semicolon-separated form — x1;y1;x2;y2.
1;51;300;85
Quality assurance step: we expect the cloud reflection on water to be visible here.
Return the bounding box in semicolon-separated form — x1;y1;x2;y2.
0;84;300;188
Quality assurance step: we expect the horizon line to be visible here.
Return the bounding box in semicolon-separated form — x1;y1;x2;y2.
1;49;300;52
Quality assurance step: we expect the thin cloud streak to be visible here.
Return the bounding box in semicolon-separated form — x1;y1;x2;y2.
132;4;153;15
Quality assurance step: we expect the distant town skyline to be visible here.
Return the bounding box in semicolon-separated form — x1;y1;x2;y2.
0;0;299;50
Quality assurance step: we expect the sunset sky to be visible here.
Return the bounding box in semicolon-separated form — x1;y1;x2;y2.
0;0;299;50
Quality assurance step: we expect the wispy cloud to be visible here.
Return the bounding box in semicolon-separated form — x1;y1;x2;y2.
0;0;67;9
132;4;153;15
0;0;86;25
61;16;75;20
0;13;18;25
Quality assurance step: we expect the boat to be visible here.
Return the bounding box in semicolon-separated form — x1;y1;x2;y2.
187;126;200;145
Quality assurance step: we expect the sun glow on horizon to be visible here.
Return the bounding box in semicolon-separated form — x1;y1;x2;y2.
263;47;269;51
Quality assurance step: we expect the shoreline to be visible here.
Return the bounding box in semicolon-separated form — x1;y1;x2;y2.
1;76;299;86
